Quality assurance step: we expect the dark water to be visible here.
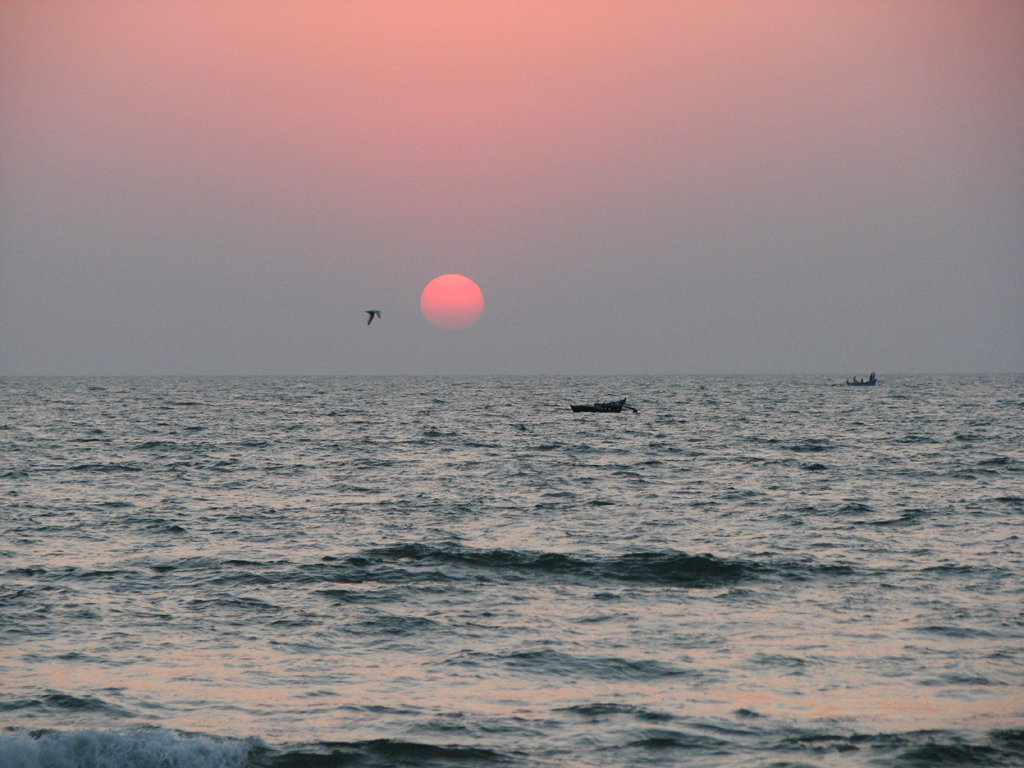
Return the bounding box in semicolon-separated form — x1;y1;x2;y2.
1;375;1022;768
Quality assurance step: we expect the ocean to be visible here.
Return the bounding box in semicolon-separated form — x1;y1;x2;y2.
1;375;1022;767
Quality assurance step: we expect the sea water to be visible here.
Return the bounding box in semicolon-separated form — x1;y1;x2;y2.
1;375;1022;767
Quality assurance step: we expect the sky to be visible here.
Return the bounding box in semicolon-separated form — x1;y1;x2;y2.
1;0;1021;376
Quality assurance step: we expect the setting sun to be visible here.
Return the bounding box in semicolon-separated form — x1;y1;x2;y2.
420;274;484;329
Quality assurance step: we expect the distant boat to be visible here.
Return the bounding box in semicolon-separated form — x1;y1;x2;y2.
570;398;636;413
847;372;877;386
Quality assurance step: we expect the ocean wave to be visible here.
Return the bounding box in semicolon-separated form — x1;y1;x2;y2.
186;595;283;614
316;587;406;605
358;543;754;588
913;625;997;639
5;726;1024;768
895;740;1008;766
836;502;875;514
252;739;510;767
994;495;1024;506
0;726;216;766
347;613;440;636
67;464;143;473
347;543;863;589
0;693;136;719
783;440;834;453
978;456;1013;466
133;441;179;451
24;543;842;595
868;508;933;527
556;702;674;722
620;728;730;751
447;648;699;682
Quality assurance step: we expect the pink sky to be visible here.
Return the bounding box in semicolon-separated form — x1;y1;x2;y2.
1;1;1021;374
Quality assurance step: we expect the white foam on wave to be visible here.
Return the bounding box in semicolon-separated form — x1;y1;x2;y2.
0;729;260;768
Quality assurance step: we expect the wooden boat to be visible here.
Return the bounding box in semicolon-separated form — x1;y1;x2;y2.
846;373;877;386
570;398;634;413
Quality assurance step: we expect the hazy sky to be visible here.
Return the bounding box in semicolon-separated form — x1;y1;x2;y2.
1;1;1021;375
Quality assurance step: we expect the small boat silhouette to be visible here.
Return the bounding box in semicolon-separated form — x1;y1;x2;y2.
846;372;877;386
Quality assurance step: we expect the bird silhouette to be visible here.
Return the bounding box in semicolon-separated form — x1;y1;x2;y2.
366;310;381;325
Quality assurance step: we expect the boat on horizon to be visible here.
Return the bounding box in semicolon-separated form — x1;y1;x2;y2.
847;372;877;386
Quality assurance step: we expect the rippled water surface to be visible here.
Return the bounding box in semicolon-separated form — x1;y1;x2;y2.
1;375;1022;767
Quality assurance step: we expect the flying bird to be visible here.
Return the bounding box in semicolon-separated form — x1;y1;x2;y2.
366;310;381;325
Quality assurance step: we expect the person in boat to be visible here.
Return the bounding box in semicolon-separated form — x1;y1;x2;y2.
869;372;876;382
